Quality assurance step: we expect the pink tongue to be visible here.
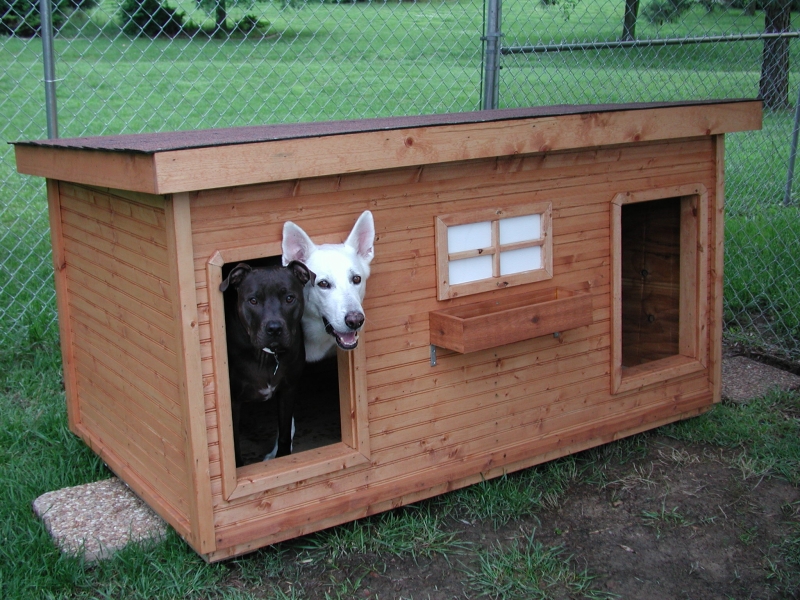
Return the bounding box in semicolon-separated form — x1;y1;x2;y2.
338;331;358;345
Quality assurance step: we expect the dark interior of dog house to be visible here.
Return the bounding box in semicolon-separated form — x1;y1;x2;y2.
620;197;682;368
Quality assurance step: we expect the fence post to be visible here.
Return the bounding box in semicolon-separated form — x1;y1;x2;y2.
784;79;800;207
482;0;502;110
39;0;58;139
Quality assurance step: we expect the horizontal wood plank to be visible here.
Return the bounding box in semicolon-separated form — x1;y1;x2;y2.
15;101;759;193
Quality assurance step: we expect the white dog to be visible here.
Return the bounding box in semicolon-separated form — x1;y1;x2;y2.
282;211;375;362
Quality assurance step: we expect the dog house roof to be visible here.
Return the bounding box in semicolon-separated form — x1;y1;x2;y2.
14;99;761;195
15;99;754;154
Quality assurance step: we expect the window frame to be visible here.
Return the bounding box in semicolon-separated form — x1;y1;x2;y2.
434;203;553;301
610;184;709;394
206;243;370;502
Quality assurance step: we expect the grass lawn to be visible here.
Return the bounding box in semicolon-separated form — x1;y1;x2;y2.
1;0;799;596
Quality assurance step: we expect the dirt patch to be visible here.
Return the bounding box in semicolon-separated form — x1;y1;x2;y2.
531;439;798;599
256;435;798;599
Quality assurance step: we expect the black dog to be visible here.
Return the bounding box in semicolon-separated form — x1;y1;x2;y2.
220;261;314;467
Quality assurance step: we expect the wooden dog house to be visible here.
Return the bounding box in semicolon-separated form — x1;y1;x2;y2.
15;99;761;561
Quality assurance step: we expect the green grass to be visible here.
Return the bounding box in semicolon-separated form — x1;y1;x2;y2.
662;390;800;485
1;0;800;596
299;502;465;560
724;206;800;353
765;518;800;597
464;529;615;599
662;391;800;595
641;501;693;538
443;456;582;528
49;1;485;136
4;0;800;356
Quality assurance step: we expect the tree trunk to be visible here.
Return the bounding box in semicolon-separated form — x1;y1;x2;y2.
621;0;640;42
215;0;227;34
760;0;791;110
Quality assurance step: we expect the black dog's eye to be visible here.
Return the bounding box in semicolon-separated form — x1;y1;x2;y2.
318;280;331;289
285;294;295;304
248;297;258;305
352;275;362;285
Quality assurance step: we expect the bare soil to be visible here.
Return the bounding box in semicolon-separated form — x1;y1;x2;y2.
223;431;798;600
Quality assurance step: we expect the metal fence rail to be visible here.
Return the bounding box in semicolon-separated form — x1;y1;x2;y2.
1;0;798;361
502;31;800;53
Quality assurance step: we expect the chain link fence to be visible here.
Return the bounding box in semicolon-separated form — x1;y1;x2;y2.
1;0;798;362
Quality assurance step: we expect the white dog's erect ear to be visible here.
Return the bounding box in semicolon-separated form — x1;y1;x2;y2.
345;211;375;263
282;221;317;266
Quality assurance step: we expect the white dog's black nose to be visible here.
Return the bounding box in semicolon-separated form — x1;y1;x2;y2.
344;311;364;330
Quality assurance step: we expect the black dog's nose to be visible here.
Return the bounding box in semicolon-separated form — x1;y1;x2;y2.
266;320;283;336
344;311;364;331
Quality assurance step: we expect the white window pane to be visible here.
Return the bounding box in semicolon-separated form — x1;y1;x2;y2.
499;214;540;245
500;246;541;275
449;255;493;285
448;221;492;253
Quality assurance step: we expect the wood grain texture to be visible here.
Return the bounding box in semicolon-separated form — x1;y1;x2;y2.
15;145;158;192
27;102;756;562
47;181;80;430
16;102;761;194
189;136;724;558
57;186;195;541
204;398;713;561
611;184;709;394
430;288;592;353
191;100;738;194
710;136;726;405
166;193;216;554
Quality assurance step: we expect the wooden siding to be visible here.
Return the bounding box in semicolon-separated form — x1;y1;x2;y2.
191;136;718;555
16;101;760;195
56;183;193;537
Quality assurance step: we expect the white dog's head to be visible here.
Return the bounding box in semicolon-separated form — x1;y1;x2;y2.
282;211;375;359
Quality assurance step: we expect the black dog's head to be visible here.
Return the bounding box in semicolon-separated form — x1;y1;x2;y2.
220;261;314;354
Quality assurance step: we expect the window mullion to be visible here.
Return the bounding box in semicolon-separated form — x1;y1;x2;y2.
498;238;545;253
491;219;500;277
448;247;496;262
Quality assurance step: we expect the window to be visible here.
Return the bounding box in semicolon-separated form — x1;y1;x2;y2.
435;203;552;300
206;244;369;501
611;185;708;394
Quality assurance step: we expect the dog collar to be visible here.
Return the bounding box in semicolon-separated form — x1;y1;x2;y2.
262;347;279;376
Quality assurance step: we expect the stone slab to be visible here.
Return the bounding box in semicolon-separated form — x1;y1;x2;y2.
33;477;167;561
721;355;800;404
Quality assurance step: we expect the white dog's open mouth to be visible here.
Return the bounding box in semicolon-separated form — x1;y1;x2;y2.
323;317;359;350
